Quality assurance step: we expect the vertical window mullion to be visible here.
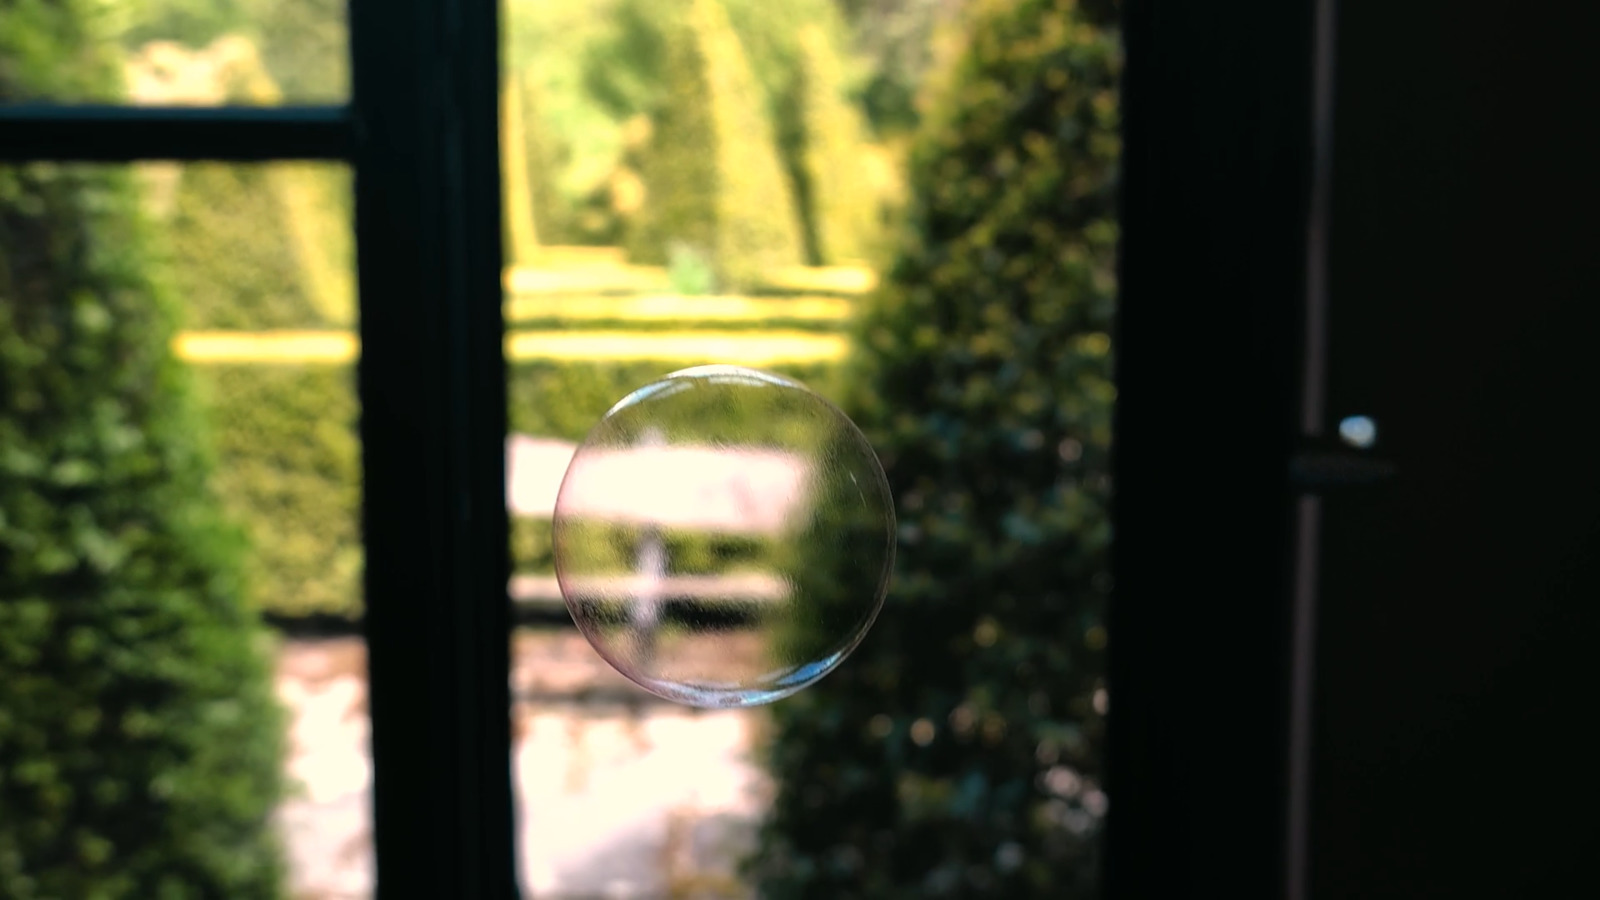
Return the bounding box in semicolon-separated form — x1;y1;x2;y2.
1108;0;1322;897
349;0;516;896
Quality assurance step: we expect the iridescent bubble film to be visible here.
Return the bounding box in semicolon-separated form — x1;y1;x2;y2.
552;365;895;707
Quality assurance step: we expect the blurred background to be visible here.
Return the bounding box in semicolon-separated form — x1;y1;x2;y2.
2;0;1115;898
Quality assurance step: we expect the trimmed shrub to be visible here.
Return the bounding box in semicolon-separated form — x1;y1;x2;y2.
502;68;574;256
502;69;544;266
751;0;1120;896
248;0;348;102
1;19;287;896
716;0;860;266
191;364;362;619
625;0;803;289
270;164;356;328
795;24;882;265
161;160;351;331
581;0;857;261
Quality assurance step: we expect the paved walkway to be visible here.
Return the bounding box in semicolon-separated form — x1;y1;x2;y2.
274;634;768;900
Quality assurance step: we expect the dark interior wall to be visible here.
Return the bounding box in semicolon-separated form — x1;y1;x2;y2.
1313;2;1599;897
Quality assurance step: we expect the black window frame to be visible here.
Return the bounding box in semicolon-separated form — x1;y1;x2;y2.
0;0;1338;897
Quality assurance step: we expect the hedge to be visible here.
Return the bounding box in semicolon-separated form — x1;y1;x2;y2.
795;24;883;266
190;364;362;620
625;0;804;289
2;5;286;894
162;162;352;330
750;0;1121;896
502;69;569;260
502;69;542;265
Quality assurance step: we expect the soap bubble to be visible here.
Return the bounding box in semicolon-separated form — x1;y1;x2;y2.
552;365;895;708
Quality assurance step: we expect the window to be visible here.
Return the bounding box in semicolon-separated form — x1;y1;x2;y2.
3;1;513;897
3;1;1331;899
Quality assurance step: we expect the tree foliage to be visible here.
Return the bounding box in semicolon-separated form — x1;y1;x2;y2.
117;0;347;101
751;0;1120;895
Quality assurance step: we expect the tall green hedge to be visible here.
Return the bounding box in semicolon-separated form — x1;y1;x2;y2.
502;69;543;265
580;0;859;260
249;0;348;102
1;8;286;896
163;163;348;330
625;0;803;289
795;24;881;265
751;0;1120;896
191;364;361;619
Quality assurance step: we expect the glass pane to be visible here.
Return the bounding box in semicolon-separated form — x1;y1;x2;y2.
1;161;368;898
503;0;1117;895
0;0;347;104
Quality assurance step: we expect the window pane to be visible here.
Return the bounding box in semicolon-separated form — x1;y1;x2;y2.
503;0;1117;895
0;0;347;105
1;161;369;898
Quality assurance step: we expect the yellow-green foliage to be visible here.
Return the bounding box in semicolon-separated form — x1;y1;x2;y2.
627;0;803;288
273;165;355;327
192;364;362;619
502;69;568;260
502;70;543;266
163;162;351;330
796;24;882;265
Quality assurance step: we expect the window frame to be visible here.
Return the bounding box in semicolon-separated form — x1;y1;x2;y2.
1108;2;1333;899
0;0;1339;897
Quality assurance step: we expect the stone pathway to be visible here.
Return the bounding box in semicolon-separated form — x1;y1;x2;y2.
274;634;769;900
